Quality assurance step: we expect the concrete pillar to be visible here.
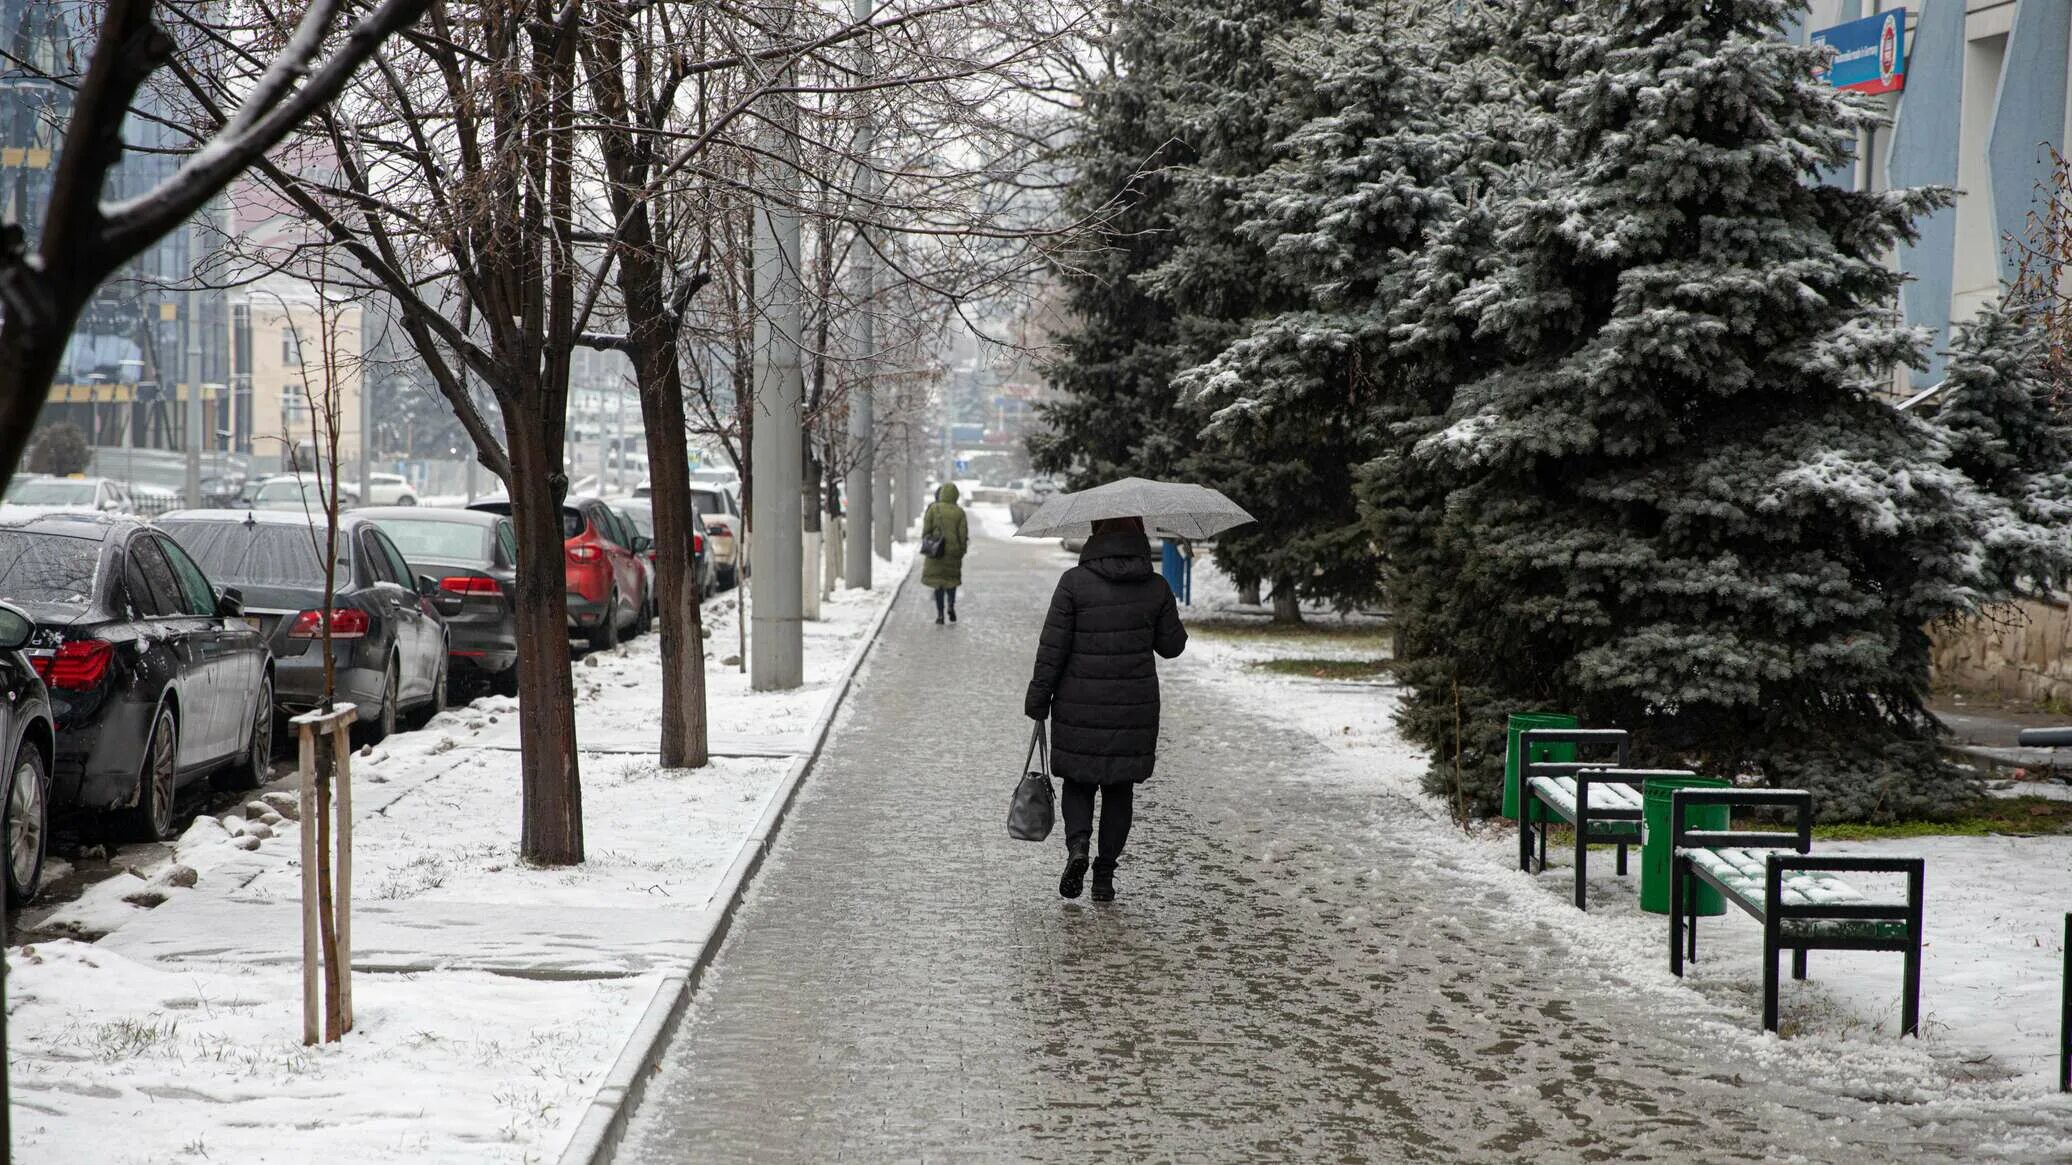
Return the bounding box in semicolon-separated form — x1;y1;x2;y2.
844;0;876;588
750;67;805;691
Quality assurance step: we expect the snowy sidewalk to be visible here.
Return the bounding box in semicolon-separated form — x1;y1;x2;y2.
8;544;916;1165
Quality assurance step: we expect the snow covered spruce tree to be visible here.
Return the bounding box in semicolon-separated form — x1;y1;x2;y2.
1177;3;1518;627
1931;302;2072;597
1402;0;1991;820
1037;0;1329;616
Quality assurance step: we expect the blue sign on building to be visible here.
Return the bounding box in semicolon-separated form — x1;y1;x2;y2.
1813;9;1907;94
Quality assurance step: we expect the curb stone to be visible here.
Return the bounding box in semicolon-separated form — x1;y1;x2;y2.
554;557;916;1165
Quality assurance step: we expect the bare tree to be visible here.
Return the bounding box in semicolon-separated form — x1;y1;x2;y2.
0;0;429;487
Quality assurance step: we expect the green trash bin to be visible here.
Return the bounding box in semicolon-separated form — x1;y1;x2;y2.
1504;712;1579;821
1640;776;1729;916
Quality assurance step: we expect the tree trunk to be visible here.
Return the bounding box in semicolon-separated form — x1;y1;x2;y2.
1272;577;1303;625
1238;577;1261;607
506;407;583;865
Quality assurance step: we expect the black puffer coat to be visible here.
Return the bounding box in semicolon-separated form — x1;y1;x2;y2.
1024;530;1188;785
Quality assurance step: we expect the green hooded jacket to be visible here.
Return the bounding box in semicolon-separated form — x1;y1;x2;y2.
921;482;969;589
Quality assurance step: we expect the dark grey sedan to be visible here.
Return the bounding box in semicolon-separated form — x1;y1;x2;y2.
159;510;461;744
357;507;520;699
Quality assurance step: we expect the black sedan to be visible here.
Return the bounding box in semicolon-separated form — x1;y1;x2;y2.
159;510;461;745
0;601;55;904
0;513;273;841
356;507;520;699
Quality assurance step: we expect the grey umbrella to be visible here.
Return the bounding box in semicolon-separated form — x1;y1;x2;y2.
1012;476;1255;540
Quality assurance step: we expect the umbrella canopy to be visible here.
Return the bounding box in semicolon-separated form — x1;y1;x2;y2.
1012;476;1255;540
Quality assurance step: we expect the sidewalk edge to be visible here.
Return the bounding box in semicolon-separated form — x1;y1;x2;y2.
554;556;916;1165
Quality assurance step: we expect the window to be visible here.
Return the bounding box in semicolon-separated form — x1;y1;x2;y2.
126;538;184;618
359;529;401;585
371;529;416;587
282;327;302;367
370;519;491;565
497;521;517;566
0;532;101;606
162;521;345;587
155;536;219;616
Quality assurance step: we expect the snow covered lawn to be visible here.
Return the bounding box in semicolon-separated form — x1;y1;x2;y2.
1174;577;2072;1123
9;545;915;1164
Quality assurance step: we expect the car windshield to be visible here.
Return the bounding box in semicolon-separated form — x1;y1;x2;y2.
5;479;98;505
370;518;490;564
621;508;653;538
161;521;348;587
0;531;101;605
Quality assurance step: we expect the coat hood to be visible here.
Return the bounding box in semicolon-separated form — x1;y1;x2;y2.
1079;529;1152;581
936;482;959;504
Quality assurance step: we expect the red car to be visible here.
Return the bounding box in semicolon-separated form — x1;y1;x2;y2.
469;497;650;650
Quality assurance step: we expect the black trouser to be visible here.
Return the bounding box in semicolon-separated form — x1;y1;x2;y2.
933;586;957;615
1061;779;1133;871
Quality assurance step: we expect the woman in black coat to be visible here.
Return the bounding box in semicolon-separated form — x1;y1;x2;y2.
1024;516;1188;901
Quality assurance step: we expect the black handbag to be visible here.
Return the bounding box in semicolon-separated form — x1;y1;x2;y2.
1007;723;1055;841
919;505;946;558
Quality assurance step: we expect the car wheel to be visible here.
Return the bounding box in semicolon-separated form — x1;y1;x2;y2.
5;740;49;906
588;593;621;651
636;589;654;635
717;564;737;591
124;706;179;843
491;666;520;699
357;659;399;747
222;677;273;792
398;496;417;507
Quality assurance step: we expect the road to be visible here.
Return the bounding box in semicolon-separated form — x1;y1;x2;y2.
614;522;2071;1163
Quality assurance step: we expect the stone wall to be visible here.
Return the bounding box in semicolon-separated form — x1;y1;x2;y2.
1931;598;2072;705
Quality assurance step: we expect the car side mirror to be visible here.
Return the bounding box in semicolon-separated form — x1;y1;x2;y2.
215;586;245;618
0;605;30;651
633;535;652;554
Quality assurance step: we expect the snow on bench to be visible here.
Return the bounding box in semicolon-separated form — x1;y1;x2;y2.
1668;788;1925;1036
1517;727;1695;912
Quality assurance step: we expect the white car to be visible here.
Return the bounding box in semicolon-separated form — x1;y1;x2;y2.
247;475;353;513
353;472;419;506
0;475;134;516
1008;477;1060;526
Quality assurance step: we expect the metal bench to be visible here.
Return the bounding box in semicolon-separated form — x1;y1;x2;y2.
1668;788;1926;1036
1518;728;1692;910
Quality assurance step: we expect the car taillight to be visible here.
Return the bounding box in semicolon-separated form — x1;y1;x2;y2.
287;608;371;639
439;576;502;595
568;544;603;564
34;640;114;690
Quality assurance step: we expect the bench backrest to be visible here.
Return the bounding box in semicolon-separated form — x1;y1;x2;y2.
1519;728;1629;773
1669;788;1812;853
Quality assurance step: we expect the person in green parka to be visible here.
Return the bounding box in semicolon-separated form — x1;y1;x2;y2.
921;482;969;624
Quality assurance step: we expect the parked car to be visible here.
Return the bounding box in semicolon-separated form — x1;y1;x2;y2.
602;502;657;627
0;602;55;904
352;473;419;507
358;507;519;699
1;475;135;516
1008;477;1060;526
468;496;650;650
0;512;272;840
616;498;716;599
690;483;744;589
157;509;458;745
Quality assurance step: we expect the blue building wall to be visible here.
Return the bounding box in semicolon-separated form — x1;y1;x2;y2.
1885;0;1965;384
1988;0;2071;288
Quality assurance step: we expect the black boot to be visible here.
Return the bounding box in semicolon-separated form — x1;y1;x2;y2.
936;613;945;624
948;605;957;623
1091;867;1115;902
1059;843;1089;899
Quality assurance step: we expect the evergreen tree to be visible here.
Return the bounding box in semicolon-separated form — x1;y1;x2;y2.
1931;301;2072;597
1401;0;1986;821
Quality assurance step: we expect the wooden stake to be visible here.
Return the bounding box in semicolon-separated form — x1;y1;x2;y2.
297;719;319;1046
333;717;354;1032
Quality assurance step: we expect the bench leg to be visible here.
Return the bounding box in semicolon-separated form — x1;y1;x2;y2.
1669;857;1685;977
1762;925;1782;1034
1791;949;1807;981
1536;818;1547;873
1615;843;1628;877
1518;803;1533;873
1573;823;1589;911
1687;906;1698;964
1902;941;1922;1038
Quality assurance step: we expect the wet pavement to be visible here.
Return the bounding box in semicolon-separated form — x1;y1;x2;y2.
616;523;2070;1164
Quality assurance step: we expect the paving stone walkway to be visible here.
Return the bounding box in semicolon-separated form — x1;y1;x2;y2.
616;524;2066;1164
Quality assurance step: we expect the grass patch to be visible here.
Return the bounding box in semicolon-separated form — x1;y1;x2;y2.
1249;657;1395;681
1808;796;2072;840
1190;617;1388;646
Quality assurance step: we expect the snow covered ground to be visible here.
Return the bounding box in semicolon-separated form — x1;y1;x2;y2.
8;544;916;1165
1172;564;2072;1117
